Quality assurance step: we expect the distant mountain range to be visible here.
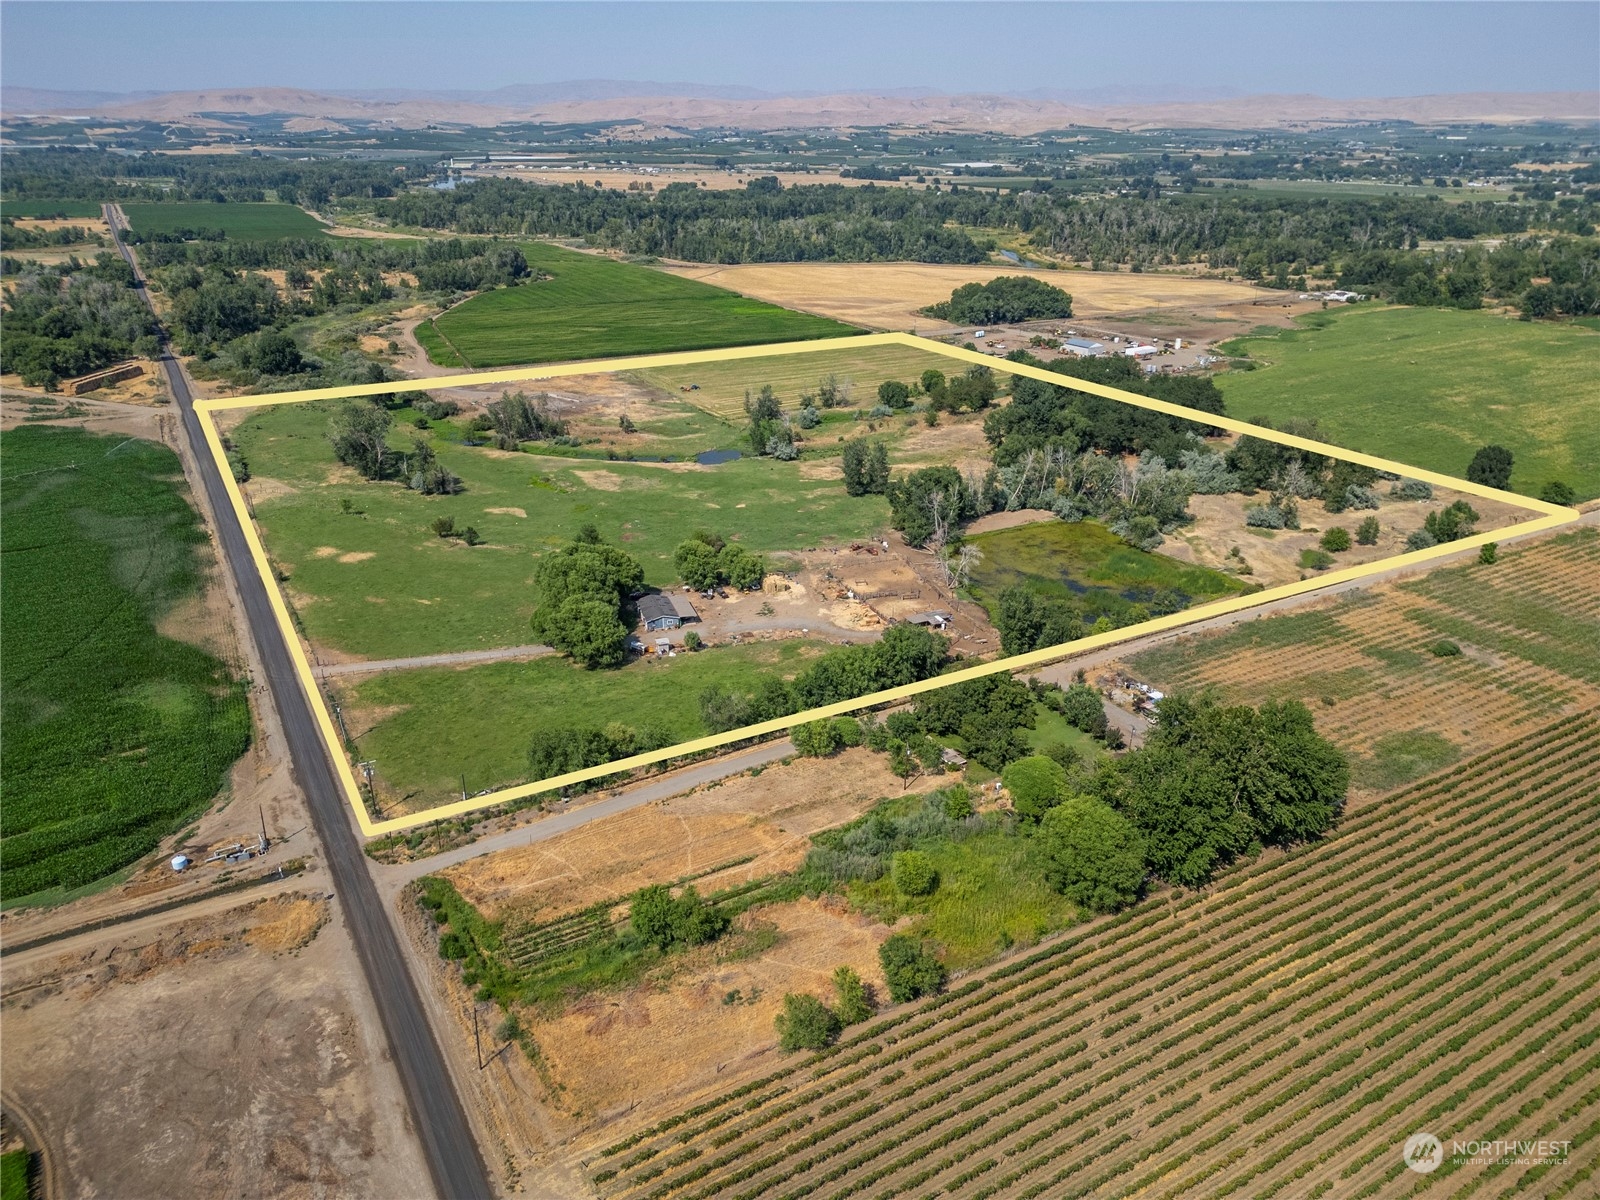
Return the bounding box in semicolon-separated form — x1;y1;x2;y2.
4;82;1595;134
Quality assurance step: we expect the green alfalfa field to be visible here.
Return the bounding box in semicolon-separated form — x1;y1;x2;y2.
1217;305;1600;501
425;241;862;367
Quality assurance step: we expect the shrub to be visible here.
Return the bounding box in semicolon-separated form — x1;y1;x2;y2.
1431;639;1463;657
1405;529;1438;551
494;1012;523;1043
832;966;873;1025
430;515;456;538
1001;755;1069;822
1356;515;1381;545
891;849;938;897
792;719;845;758
461;526;482;546
943;786;974;820
1245;504;1286;529
1540;480;1576;506
879;934;946;1003
775;992;841;1052
683;630;702;651
1424;499;1479;543
1299;548;1334;570
1342;485;1381;510
1478;542;1498;565
1039;796;1147;913
1390;478;1433;501
1320;527;1351;552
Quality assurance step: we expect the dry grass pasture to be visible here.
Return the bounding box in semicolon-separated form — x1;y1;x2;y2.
660;263;1265;331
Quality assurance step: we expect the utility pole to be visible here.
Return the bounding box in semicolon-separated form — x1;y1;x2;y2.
258;805;269;853
471;1005;484;1070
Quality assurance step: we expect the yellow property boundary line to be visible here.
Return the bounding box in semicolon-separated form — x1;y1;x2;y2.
193;332;1578;838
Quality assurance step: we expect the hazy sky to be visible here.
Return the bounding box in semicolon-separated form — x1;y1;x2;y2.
3;2;1597;98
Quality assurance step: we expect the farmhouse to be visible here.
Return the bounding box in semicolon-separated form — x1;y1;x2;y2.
638;592;699;631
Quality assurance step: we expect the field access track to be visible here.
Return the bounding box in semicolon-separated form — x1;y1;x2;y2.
590;710;1600;1200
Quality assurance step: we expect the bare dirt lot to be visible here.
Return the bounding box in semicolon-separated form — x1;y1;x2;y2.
446;748;928;922
660;262;1267;332
1;894;428;1200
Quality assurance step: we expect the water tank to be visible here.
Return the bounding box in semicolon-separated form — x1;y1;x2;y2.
171;855;191;872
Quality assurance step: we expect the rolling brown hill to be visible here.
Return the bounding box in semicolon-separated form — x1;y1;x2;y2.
7;84;1595;133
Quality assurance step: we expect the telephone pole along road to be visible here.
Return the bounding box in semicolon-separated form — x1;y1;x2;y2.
105;206;493;1200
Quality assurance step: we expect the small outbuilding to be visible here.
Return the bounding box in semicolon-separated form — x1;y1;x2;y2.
1061;337;1105;357
908;611;953;629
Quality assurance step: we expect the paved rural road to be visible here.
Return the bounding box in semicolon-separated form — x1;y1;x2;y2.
106;207;493;1200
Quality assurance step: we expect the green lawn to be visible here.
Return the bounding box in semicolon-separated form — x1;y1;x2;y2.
0;428;251;903
1217;306;1600;500
121;201;329;241
338;639;837;804
428;241;861;367
967;519;1250;617
232;399;889;659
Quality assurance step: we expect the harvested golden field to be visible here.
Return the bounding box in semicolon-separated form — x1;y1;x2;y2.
659;262;1265;331
1126;526;1600;792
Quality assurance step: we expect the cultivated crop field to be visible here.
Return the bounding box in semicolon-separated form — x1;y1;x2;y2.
1217;306;1600;500
120;201;331;241
426;242;861;367
1128;527;1600;790
0;427;251;903
586;709;1600;1199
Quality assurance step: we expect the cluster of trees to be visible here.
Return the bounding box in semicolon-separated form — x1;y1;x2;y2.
673;530;766;591
1;218;104;252
629;883;729;952
382;176;993;263
1338;235;1600;318
841;440;891;496
698;624;948;733
0;255;159;386
328;400;465;495
923;275;1074;324
478;391;567;450
1011;693;1347;909
528;527;644;668
528;720;674;781
743;384;798;458
3;149;428;207
992;578;1192;656
774;966;875;1052
986;354;1227;468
